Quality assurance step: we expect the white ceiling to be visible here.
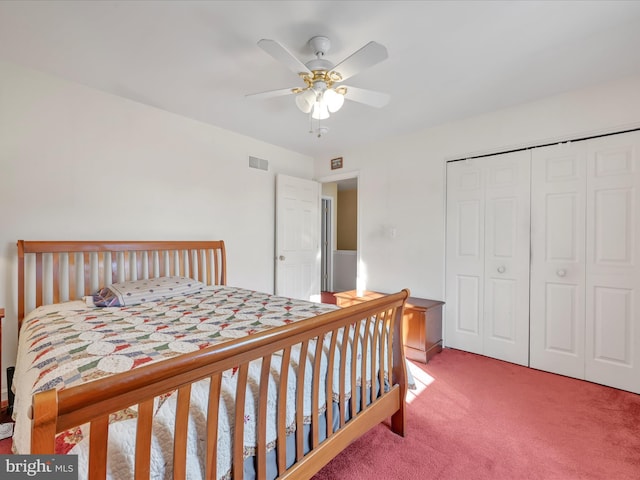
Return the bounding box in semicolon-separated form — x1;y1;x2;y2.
2;1;640;159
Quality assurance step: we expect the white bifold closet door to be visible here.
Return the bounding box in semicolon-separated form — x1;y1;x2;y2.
530;141;587;378
445;150;531;366
530;131;640;394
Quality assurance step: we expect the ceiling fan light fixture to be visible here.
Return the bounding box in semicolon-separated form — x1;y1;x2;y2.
311;101;330;120
295;89;315;113
323;88;345;113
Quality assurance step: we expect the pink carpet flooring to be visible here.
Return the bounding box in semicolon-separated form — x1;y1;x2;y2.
0;437;9;454
313;348;640;480
2;349;638;479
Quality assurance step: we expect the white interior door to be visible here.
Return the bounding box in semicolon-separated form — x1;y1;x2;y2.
445;159;486;355
584;132;640;393
530;143;587;378
483;151;531;366
275;174;321;301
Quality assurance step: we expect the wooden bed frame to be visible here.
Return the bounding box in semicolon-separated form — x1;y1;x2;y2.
16;240;409;480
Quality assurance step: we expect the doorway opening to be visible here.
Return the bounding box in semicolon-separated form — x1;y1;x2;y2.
320;176;358;305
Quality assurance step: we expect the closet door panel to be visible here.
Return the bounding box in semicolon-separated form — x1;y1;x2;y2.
487;278;516;337
592;286;632;362
445;161;485;354
585;132;640;393
544;283;580;352
530;145;586;378
456;275;481;334
546;193;580;261
483;152;531;366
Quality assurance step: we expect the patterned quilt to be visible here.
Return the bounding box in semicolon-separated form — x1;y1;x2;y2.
12;285;383;479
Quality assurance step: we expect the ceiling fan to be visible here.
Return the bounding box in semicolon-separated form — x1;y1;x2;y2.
246;36;390;128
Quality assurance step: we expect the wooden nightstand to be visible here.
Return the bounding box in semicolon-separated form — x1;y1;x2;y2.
334;291;444;364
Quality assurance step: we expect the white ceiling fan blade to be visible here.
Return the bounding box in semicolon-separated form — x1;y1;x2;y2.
342;85;390;108
332;42;388;81
258;39;311;76
245;87;295;100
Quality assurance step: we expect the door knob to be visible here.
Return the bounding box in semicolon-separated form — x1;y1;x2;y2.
497;266;506;273
556;269;566;277
279;255;286;261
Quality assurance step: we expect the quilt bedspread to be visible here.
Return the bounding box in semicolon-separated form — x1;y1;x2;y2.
21;285;337;396
12;285;381;479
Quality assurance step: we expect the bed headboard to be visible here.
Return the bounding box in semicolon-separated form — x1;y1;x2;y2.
17;240;226;328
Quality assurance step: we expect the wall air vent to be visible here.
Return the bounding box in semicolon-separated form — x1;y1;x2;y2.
249;156;269;171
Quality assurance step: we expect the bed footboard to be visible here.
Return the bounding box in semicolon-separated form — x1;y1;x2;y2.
30;290;409;480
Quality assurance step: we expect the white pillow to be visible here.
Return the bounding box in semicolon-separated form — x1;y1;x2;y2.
88;276;205;307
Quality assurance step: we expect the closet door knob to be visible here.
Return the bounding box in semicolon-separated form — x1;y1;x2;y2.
279;255;286;261
497;266;506;273
556;269;566;277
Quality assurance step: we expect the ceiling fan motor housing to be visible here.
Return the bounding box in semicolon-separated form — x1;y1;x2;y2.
308;36;331;57
306;58;333;72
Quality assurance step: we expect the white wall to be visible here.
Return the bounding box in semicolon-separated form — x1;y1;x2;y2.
0;60;315;390
314;74;640;301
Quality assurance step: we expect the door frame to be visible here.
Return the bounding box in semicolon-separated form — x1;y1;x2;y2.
321;196;334;292
317;171;361;292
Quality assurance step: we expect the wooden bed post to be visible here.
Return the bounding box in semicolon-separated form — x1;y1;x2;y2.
390;288;410;437
219;241;227;285
31;389;58;454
